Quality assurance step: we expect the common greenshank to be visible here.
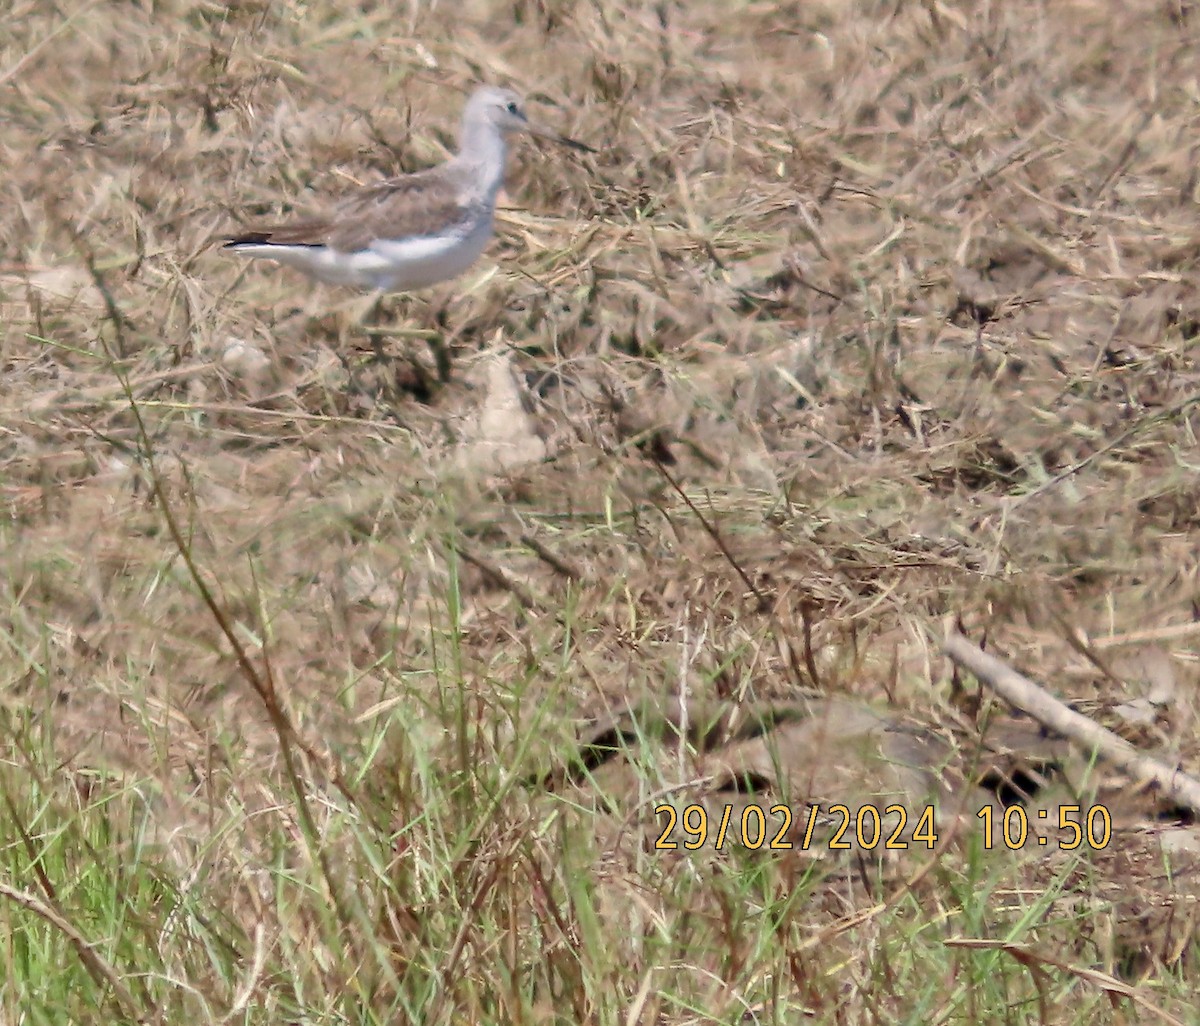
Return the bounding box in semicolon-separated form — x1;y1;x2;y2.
223;86;590;292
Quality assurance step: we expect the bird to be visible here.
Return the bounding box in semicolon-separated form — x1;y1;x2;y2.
222;86;591;294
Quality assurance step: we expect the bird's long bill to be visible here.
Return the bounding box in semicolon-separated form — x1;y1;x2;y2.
525;120;595;153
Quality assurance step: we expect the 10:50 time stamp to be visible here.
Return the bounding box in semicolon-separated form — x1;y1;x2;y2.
654;802;1114;852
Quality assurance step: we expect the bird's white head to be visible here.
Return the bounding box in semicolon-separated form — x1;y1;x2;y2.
467;86;532;134
460;85;593;152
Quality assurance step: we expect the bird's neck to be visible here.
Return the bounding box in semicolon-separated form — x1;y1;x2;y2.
454;120;508;199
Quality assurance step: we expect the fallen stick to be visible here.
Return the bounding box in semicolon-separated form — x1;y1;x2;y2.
944;631;1200;817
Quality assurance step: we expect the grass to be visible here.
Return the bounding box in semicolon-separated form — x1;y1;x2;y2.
3;0;1200;1022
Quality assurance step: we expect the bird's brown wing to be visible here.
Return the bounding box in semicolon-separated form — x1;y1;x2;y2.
224;166;473;253
223;216;338;248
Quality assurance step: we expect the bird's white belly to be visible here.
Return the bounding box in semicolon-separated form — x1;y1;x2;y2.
231;213;496;292
367;214;495;291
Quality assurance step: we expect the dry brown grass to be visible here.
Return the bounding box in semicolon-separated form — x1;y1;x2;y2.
3;0;1200;1022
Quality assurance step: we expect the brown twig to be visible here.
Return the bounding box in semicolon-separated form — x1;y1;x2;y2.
0;882;144;1024
452;538;544;612
651;457;770;612
519;531;584;582
944;939;1187;1026
944;632;1200;816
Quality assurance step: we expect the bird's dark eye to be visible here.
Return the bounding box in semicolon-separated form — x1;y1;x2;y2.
506;101;520;115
